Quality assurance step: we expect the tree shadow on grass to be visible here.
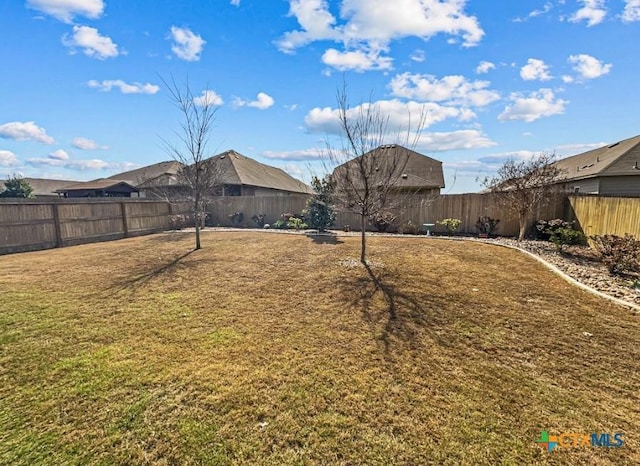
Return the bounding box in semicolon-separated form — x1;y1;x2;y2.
306;232;344;245
339;263;445;355
109;249;196;292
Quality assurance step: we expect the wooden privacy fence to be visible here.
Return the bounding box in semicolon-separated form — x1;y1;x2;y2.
333;193;566;236
206;192;567;237
206;195;311;226
0;199;188;255
567;195;640;238
3;193;635;256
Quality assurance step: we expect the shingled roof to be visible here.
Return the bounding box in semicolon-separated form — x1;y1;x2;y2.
554;134;640;181
333;145;445;190
23;177;79;196
107;161;183;187
209;150;313;194
55;180;138;193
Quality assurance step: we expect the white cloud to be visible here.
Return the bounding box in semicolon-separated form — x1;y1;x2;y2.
276;0;484;70
569;0;607;26
72;137;108;150
262;149;324;161
281;163;306;181
321;46;393;72
0;150;19;166
49;149;69;160
62;25;120;60
231;0;240;5
562;75;574;83
193;90;224;107
514;2;553;22
520;58;552;81
410;49;425;63
304;99;473;135
87;80;160;94
568;54;612;79
26;0;104;23
476;61;495;74
0;121;55;144
622;0;640;22
26;156;130;171
389;73;500;107
413;130;496;152
169;26;206;61
234;92;275;110
498;89;568;122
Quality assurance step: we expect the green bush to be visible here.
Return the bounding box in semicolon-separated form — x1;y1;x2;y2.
475;216;500;236
251;214;266;227
591;234;640;275
548;227;586;252
273;219;287;229
398;220;419;235
304;176;335;232
228;211;244;227
437;218;461;234
287;217;308;230
369;211;396;232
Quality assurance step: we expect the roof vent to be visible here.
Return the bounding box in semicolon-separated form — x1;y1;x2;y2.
634;161;640;170
608;142;620;149
401;174;408;179
220;155;225;159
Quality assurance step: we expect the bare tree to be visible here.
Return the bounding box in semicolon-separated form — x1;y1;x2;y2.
161;77;225;250
480;152;566;241
328;85;427;265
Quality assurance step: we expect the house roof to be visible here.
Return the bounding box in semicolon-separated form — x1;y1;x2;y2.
55;180;139;192
106;161;183;187
23;177;79;196
333;145;445;189
554;134;640;181
209;150;314;194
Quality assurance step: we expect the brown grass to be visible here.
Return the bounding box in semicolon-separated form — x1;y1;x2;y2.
0;231;638;465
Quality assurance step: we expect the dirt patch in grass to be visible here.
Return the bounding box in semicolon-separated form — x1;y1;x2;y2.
0;231;638;465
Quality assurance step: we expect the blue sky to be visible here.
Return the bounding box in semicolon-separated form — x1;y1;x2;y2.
1;0;639;193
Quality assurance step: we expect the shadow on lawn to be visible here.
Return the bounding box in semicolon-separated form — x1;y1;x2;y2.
110;249;196;291
305;233;344;245
340;263;441;354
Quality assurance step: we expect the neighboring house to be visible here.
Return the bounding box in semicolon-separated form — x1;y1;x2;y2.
23;177;79;198
55;180;139;198
108;151;313;198
106;161;183;193
553;134;640;195
332;144;445;196
212;150;313;196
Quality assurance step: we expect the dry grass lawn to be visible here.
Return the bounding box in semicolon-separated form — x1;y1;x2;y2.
0;231;638;465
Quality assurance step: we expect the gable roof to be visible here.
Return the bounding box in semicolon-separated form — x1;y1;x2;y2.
23;177;79;196
334;144;445;189
106;161;183;187
209;150;314;194
55;180;138;193
554;134;640;181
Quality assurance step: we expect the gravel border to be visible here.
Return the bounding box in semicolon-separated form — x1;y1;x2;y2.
177;227;640;312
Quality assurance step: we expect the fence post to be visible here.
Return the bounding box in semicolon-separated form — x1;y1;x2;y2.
120;201;129;238
52;203;63;248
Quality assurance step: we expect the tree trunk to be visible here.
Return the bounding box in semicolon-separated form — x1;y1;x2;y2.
518;214;527;242
360;214;366;265
195;218;201;250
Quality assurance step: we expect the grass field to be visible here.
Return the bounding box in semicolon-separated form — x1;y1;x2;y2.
0;231;638;465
